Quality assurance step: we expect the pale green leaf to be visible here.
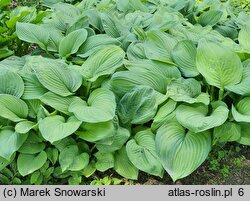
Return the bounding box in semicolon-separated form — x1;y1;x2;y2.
118;86;158;125
17;151;47;176
59;28;88;58
0;94;28;122
156;121;211;181
15;120;37;134
16;22;49;49
213;122;241;144
40;92;81;115
171;40;199;77
31;57;82;96
114;146;138;180
78;34;121;58
196;39;243;89
76;121;115;142
176;101;229;133
0;69;24;98
198;10;223;26
167;78;210;105
39;115;81;143
126;130;163;177
69;88;116;123
232;97;250;123
80;45;125;82
144;30;177;64
95;152;114;172
0;127;27;160
238;123;250;145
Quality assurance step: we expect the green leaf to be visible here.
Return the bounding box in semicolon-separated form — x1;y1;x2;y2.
59;28;88;58
213;122;241;144
78;34;121;58
59;145;89;172
156;121;211;181
16;22;49;49
171;40;199;77
232;97;250;123
238;123;250;146
118;86;158;125
69;88;116;123
238;22;250;53
95;152;114;172
144;30;177;64
225;61;250;95
0;46;13;59
40;92;81;115
176;101;229;133
0;156;11;171
0;127;27;160
18;142;45;154
0;69;24;98
110;70;170;97
15;120;37;134
31;57;82;96
126;130;163;177
76;121;115;142
46;148;59;165
196;39;243;89
21;73;48;100
114;146;138;180
152;99;177;131
0;0;11;7
167;78;210;105
198;10;223;26
80;45;125;82
0;94;28;122
39;115;81;143
17;151;47;176
96;126;130;153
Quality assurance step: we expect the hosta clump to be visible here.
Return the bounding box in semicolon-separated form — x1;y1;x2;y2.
0;0;250;184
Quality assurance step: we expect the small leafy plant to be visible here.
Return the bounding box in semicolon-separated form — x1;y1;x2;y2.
0;0;250;184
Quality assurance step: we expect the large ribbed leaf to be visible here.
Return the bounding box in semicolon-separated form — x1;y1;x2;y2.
156;121;211;181
40;92;81;115
0;127;27;160
76;121;115;142
69;88;116;123
126;130;163;177
95;152;114;172
16;22;49;49
0;69;24;98
21;73;48;99
238;123;250;145
198;10;223;26
196;39;243;89
176;101;229;133
59;28;88;58
80;45;125;82
171;40;199;77
144;30;177;64
15;120;37;134
96;126;130;153
213;122;241;144
78;34;121;58
110;70;169;97
127;42;147;61
59;145;89;172
0;94;28;122
39;115;81;143
167;78;210;105
17;151;47;176
232;97;250;123
238;22;250;53
118;86;158;125
31;57;82;96
225;60;250;95
114;146;138;180
152;99;177;131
